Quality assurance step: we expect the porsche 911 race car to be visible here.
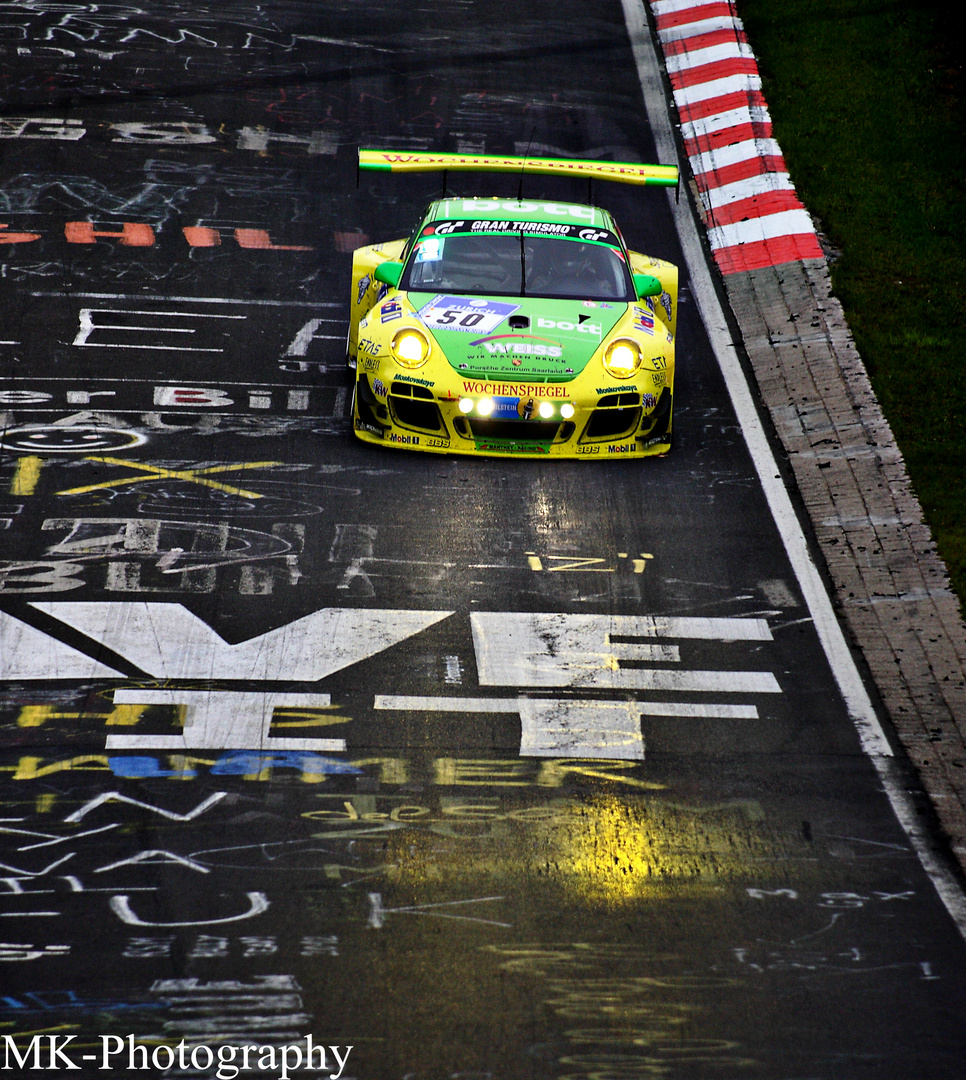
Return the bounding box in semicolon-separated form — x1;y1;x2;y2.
348;150;679;459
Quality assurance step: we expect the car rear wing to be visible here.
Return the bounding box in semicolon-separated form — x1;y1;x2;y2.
358;149;679;189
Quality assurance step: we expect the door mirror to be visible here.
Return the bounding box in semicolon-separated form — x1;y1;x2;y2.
374;261;404;288
633;273;662;299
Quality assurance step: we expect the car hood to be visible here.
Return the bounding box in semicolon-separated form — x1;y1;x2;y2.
408;292;627;381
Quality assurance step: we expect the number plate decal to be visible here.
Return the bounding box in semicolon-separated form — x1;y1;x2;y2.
417;295;520;335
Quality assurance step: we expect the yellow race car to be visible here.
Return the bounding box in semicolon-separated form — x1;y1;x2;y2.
348;150;679;458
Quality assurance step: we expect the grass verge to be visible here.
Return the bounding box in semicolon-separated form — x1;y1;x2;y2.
734;0;966;602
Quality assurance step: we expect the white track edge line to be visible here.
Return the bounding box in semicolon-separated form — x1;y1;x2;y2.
622;0;966;938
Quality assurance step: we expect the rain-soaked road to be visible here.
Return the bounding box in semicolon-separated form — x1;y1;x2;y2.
1;2;965;1078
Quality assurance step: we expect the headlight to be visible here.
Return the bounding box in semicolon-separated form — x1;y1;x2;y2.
602;338;643;379
391;327;430;368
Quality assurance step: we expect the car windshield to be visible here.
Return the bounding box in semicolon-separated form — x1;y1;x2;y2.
402;229;633;301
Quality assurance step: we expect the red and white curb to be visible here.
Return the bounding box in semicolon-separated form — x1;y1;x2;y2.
649;0;824;274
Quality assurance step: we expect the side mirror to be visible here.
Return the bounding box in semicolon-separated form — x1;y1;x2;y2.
633;273;662;299
374;261;404;288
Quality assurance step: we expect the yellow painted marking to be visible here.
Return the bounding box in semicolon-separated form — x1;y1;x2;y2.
272;705;350;727
104;704;151;726
166;755;218;780
9;455;43;495
348;758;410;784
35;792;57;813
271;714;351;728
16;705;59;728
1;755;111;779
529;551;655;572
56;457;283;499
544;556;613;573
16;703;148;727
535;760;666;790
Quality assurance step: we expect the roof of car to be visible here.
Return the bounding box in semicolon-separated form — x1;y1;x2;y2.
427;197;614;230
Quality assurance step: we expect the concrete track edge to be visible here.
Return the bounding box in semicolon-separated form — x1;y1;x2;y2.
621;0;966;928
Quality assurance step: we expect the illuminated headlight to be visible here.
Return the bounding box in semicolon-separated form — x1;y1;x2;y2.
391;327;430;368
477;397;495;416
458;397;474;414
602;338;642;379
538;401;555;419
560;403;575;420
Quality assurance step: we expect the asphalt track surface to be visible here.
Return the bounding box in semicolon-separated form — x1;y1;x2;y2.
1;2;965;1078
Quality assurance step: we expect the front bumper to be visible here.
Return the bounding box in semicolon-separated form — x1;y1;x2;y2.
352;371;673;459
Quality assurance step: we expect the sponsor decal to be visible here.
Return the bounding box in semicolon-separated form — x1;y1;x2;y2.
484;395;529;414
418;295;519;335
536;317;601;335
357;273;371;304
432;220;466;235
474;334;563;358
427;216;619;242
596;386;638;395
457;199;597;222
462;380;570;398
388;432;420;445
425;437;450;447
361;355;380;371
380;299;402;323
652;371;667;387
475;395;545;420
468;219;574;236
607;443;637;454
376;282;389;302
476;441;549;454
373;378;388;398
395;374;435;387
358;336;381;355
633;306;654;334
641;393;657;409
355;418;385;437
659;290;673;321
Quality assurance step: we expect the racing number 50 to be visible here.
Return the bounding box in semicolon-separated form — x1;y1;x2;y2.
438;309;485;327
